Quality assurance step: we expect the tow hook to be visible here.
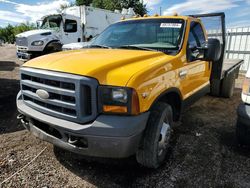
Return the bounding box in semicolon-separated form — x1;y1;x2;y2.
68;135;79;145
68;135;88;148
17;114;29;126
17;114;24;120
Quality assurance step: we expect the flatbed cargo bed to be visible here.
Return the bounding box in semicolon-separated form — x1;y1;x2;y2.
222;59;243;77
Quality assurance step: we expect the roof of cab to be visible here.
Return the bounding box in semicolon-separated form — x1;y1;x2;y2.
120;15;199;22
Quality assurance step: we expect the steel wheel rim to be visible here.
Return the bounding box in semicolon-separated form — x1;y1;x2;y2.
158;122;171;157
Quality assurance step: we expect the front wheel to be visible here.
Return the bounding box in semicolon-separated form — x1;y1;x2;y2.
43;41;62;55
136;102;173;168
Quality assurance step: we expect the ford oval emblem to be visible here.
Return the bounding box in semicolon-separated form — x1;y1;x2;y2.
36;89;50;100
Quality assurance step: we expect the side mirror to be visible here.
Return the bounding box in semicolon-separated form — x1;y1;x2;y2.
63;22;65;31
203;38;221;62
63;20;66;31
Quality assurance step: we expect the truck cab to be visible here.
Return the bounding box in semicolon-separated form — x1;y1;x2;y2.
15;6;135;61
16;13;80;60
17;13;242;168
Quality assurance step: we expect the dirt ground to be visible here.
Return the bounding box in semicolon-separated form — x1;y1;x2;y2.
0;45;250;188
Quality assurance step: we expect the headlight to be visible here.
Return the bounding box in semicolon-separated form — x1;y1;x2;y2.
31;40;44;46
98;86;140;115
242;77;250;95
112;88;128;103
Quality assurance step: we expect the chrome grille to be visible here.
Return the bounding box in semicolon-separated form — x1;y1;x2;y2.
20;67;98;123
16;37;28;46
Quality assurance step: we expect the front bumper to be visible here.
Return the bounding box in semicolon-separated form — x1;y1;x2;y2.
16;51;31;61
17;95;149;158
16;46;43;61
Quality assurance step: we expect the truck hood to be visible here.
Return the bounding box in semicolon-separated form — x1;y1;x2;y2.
23;49;174;86
16;29;53;38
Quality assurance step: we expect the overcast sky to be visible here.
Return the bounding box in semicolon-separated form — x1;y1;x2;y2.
0;0;250;28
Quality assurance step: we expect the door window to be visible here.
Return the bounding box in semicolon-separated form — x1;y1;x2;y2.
64;19;77;33
187;22;206;62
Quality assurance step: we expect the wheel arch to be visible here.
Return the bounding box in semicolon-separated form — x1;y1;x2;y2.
43;40;62;52
150;88;183;121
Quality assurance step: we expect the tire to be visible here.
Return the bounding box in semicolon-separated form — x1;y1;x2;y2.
210;79;221;97
136;102;173;168
221;72;235;98
236;118;250;145
44;41;62;54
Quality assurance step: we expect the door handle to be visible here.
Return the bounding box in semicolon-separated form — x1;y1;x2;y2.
179;70;187;78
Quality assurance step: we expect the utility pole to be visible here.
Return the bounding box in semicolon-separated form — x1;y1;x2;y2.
160;7;162;16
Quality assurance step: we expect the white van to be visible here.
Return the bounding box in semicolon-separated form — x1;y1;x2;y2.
237;69;250;145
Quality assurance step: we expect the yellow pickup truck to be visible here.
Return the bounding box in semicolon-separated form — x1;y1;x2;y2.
17;13;242;168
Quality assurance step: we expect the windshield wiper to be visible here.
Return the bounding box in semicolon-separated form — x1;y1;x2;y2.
87;44;111;49
117;45;158;52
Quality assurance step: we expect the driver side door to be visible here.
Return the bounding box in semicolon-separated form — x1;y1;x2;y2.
181;21;211;99
62;18;81;44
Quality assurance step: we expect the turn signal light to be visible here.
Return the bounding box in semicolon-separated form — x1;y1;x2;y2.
131;90;140;115
103;105;128;113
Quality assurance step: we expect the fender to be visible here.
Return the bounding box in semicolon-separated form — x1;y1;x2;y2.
43;40;62;53
150;87;183;121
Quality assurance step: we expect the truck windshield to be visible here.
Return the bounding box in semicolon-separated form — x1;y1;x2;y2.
40;15;62;30
91;18;185;54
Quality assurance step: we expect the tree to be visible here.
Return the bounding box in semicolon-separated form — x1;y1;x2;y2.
75;0;147;15
12;22;36;36
120;0;147;16
0;23;35;44
0;24;15;44
76;0;93;6
92;0;104;8
57;2;75;13
95;0;147;15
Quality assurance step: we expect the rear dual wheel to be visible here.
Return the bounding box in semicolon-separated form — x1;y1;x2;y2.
211;72;236;98
136;102;173;168
221;72;236;98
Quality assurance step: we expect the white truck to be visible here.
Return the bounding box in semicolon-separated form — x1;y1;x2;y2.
15;5;135;61
237;69;250;145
